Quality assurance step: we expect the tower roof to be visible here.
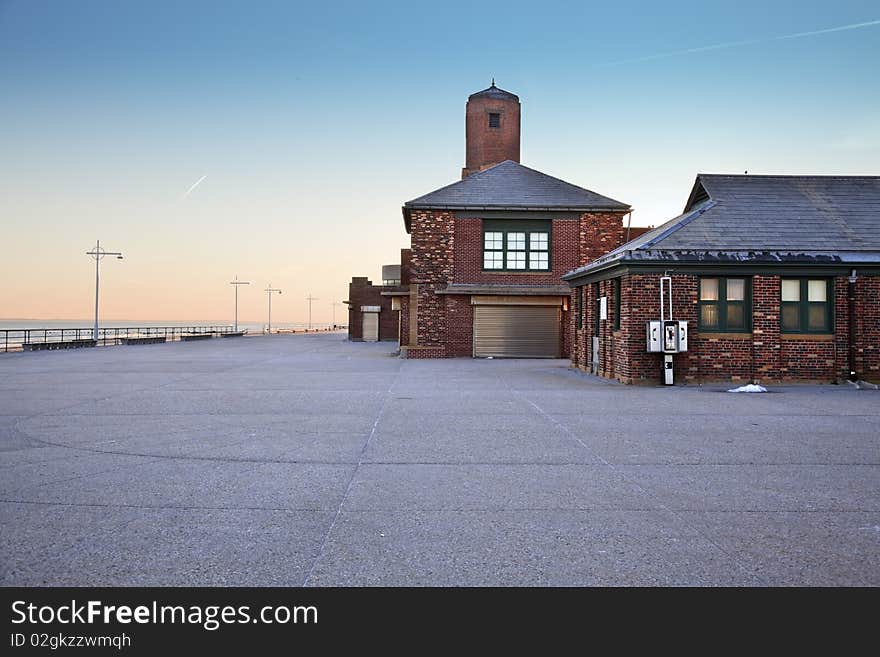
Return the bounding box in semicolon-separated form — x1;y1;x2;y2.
468;81;519;102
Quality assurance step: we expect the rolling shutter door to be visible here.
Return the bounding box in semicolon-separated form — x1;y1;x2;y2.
362;313;379;342
473;305;560;358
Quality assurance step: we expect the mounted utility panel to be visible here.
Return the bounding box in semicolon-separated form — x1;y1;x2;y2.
646;277;688;385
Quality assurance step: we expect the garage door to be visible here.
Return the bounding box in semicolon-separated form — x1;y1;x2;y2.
473;305;560;358
362;312;379;342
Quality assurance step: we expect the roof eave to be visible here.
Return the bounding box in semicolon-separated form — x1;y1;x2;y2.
402;204;631;212
564;249;880;284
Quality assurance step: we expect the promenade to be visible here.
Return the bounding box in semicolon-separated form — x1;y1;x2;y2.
1;333;878;585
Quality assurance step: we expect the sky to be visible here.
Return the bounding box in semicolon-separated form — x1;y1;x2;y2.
1;0;878;324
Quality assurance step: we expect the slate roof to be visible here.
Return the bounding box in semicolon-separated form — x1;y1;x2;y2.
563;174;880;280
468;83;519;102
402;160;630;231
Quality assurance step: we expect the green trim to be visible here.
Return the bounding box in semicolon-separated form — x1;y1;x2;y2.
456;210;581;220
576;287;583;329
698;276;752;332
780;277;834;334
482;219;552;272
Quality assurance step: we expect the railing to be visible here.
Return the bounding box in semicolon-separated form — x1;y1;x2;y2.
1;325;236;353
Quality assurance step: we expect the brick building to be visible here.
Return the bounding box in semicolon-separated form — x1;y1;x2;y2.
563;174;880;384
395;83;633;358
345;250;411;342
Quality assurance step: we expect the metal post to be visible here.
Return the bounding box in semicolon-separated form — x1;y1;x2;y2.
305;293;318;330
264;285;282;333
230;276;251;332
86;240;123;341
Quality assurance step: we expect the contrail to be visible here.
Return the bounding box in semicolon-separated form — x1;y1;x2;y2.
183;174;207;198
597;19;880;67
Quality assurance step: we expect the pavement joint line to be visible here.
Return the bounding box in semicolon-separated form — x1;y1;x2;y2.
301;358;405;587
515;392;774;586
3;499;876;514
0;499;337;513
3;456;166;496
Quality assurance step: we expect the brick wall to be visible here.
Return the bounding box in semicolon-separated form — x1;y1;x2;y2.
453;218;581;284
346;277;399;342
571;272;879;384
408;209;625;359
464;94;520;177
854;276;880;380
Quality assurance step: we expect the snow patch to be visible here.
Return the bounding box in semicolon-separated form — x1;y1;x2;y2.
728;384;767;393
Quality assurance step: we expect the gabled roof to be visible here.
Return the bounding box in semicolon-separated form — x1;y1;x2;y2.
563;173;880;281
402;160;630;232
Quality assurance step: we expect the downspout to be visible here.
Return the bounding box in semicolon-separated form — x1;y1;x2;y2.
848;269;858;381
625;211;633;244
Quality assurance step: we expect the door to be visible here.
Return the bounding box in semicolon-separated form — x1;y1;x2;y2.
362;312;379;342
473;305;560;358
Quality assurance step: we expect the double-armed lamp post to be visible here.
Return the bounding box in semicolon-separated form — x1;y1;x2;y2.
229;276;250;332
264;285;282;333
86;240;124;341
305;293;318;330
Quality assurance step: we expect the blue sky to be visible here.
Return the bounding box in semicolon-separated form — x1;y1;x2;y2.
1;0;878;321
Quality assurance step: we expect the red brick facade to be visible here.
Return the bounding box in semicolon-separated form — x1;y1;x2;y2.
346;276;399;342
463;87;520;177
570;272;880;384
401;209;627;358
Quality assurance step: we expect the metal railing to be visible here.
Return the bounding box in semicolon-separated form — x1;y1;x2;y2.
1;325;236;353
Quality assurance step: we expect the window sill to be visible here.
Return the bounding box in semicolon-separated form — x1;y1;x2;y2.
780;333;834;341
480;270;553;275
698;332;753;339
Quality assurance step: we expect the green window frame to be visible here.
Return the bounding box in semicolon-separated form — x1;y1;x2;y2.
698;277;752;332
576;287;583;329
781;278;833;334
613;278;621;331
482;220;551;272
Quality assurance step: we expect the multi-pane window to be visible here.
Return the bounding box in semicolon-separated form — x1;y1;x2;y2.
507;232;526;269
483;231;504;269
699;277;750;331
781;278;832;333
482;222;550;271
488;112;500;128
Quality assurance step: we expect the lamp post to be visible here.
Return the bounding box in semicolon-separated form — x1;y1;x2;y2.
305;293;318;330
264;284;282;333
229;276;250;332
330;301;342;328
86;240;123;341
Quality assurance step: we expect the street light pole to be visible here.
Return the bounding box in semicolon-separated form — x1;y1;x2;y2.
305;293;318;330
230;276;250;332
330;301;342;327
86;240;123;341
264;285;282;333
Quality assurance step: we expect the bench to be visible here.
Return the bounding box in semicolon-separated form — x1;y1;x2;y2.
180;333;213;341
220;331;247;338
121;336;166;345
23;339;97;351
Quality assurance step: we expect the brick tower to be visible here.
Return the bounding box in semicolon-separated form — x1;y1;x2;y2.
462;80;521;178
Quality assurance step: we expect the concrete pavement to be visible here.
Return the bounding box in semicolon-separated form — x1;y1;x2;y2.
1;333;878;585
